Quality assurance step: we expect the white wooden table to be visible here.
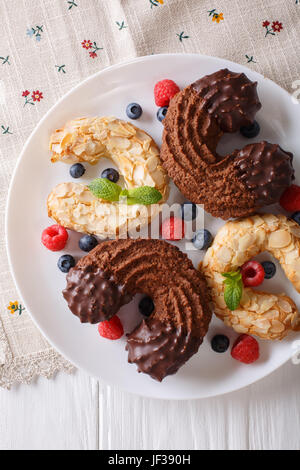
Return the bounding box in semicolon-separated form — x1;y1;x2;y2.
0;361;299;450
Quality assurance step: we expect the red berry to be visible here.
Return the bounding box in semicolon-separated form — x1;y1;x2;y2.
280;184;300;212
161;216;185;241
241;260;265;287
98;316;124;340
231;334;259;364
41;224;68;252
154;79;180;107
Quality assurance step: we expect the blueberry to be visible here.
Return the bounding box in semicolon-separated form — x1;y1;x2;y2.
292;211;300;226
58;255;75;273
157;106;168;122
139;296;154;317
181;202;198;221
70;163;85;179
240;120;260;138
211;335;230;353
79;235;99;252
101;168;120;183
261;261;276;279
126;103;143;120
192;229;213;250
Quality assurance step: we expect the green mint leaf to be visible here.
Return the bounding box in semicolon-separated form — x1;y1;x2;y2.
126;186;162;205
119;189;129;197
88;178;122;202
222;271;243;311
222;271;242;281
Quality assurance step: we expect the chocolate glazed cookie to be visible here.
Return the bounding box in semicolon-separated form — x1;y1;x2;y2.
160;69;294;219
63;239;212;381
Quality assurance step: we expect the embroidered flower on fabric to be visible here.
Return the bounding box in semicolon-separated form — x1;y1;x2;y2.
1;125;12;135
176;32;189;42
32;90;43;102
81;40;103;59
262;20;283;36
272;21;283;32
208;9;224;23
67;0;78;9
7;301;25;315
245;55;257;64
150;0;164;7
22;90;44;106
81;40;92;50
27;25;43;41
0;55;10;65
116;21;127;30
56;65;66;73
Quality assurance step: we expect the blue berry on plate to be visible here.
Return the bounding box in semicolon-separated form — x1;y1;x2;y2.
261;261;276;279
101;168;120;183
181;202;198;221
240;120;260;138
79;235;99;252
58;254;75;273
126;103;143;120
211;335;230;353
292;211;300;226
70;163;85;179
139;296;154;317
157;106;168;122
192;229;213;250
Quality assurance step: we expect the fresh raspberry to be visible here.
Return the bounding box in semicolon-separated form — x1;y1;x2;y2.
241;260;265;287
41;224;68;252
161;216;185;241
280;184;300;212
231;334;259;364
98;316;124;340
154;79;180;107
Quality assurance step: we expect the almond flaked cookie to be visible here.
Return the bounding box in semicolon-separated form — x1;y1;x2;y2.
201;214;300;340
48;117;169;238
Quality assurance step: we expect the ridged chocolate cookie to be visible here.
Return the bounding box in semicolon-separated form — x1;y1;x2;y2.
160;68;294;219
63;238;212;381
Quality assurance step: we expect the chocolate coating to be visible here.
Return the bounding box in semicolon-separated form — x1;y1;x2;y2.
63;265;132;324
63;239;212;381
234;141;295;205
127;318;201;382
160;68;294;219
192;68;261;132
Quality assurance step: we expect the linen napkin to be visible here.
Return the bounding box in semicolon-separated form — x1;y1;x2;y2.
0;0;299;388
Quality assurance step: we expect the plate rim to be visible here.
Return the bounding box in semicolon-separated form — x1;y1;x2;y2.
5;53;296;400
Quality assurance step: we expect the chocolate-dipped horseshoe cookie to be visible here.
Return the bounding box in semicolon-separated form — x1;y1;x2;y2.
160;69;294;219
63;238;212;381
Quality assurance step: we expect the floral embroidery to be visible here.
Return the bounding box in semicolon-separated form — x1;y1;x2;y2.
22;90;44;106
116;21;127;30
245;54;257;64
7;301;25;316
81;40;92;50
67;0;78;9
150;0;164;8
27;25;44;41
1;125;12;135
81;40;103;59
32;90;43;102
56;64;66;73
177;32;189;42
208;9;224;23
262;20;283;36
0;55;10;65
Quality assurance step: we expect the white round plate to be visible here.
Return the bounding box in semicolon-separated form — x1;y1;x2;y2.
6;54;300;400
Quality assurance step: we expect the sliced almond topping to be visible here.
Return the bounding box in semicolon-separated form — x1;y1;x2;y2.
270;320;285;333
278;298;292;313
269;230;291;249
